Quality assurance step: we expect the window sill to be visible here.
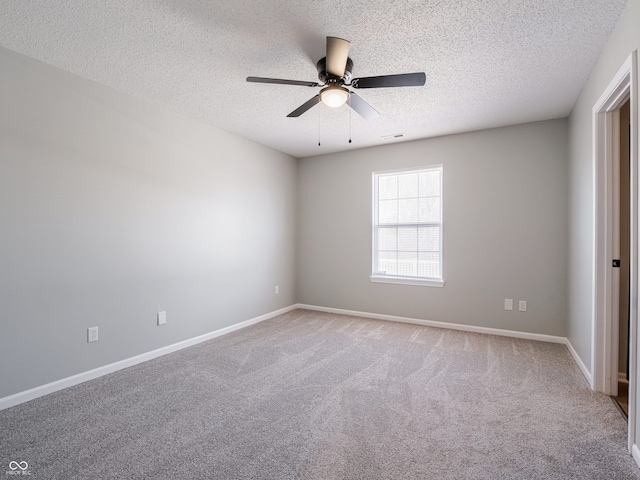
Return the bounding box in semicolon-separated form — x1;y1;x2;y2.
370;275;444;287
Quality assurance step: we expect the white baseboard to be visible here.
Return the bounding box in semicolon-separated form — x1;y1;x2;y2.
296;303;594;386
0;305;297;411
619;372;630;384
633;444;640;468
295;304;567;343
564;338;593;388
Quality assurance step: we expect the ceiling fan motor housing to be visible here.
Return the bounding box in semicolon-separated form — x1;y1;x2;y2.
316;57;353;85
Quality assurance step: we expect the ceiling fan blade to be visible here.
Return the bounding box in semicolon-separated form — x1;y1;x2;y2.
287;94;322;117
326;36;350;78
247;76;320;87
349;92;379;120
351;72;426;89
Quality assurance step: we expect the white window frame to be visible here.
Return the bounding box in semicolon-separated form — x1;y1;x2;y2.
371;165;444;287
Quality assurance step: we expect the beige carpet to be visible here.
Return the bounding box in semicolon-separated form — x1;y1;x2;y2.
1;309;638;479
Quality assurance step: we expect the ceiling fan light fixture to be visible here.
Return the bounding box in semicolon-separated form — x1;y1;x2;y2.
320;86;349;108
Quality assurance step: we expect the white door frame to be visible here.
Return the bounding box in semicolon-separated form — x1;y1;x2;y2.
592;50;638;453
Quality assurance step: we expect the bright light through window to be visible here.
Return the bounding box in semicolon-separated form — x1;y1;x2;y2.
371;166;443;287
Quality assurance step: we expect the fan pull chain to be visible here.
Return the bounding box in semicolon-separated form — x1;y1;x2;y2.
318;110;321;146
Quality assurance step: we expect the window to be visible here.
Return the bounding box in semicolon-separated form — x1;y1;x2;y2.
371;166;443;287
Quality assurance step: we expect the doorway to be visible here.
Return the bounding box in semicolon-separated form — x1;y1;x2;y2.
614;99;631;418
592;51;637;455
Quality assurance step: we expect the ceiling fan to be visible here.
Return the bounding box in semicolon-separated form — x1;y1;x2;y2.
246;37;426;120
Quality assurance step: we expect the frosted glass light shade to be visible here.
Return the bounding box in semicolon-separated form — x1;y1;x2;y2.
320;86;349;108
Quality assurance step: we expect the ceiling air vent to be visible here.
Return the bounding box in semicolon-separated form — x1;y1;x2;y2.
382;133;405;141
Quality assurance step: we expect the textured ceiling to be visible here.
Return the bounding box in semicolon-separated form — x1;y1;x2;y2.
0;0;629;158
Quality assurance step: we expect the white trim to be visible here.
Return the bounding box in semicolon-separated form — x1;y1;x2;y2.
566;338;594;388
370;275;444;287
633;444;640;469
295;303;566;344
592;53;635;395
0;305;297;411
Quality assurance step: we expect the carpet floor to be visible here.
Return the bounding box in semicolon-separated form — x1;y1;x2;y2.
1;309;639;479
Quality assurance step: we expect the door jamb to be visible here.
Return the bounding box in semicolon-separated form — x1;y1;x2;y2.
592;50;638;453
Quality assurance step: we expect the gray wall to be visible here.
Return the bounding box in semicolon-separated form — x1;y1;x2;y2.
0;47;297;398
298;120;568;336
566;0;640;377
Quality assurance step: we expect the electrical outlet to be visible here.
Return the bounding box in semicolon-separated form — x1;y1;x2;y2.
157;311;167;326
275;285;279;295
504;299;513;311
87;326;99;343
519;300;527;312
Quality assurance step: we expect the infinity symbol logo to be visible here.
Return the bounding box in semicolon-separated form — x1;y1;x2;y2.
8;461;28;471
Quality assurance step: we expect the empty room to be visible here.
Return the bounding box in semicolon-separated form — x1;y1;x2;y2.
2;0;640;478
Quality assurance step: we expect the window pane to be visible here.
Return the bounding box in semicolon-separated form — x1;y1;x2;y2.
378;227;397;251
419;170;441;196
398;173;419;198
378;175;397;200
418;252;440;278
397;252;418;277
419;197;441;223
397;226;418;252
418;226;440;252
377;251;398;275
379;199;398;223
398;198;419;223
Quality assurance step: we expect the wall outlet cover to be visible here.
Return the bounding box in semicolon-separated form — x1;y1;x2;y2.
157;311;167;326
504;299;513;311
87;327;99;343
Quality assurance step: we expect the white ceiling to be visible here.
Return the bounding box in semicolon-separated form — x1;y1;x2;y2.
0;0;629;158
